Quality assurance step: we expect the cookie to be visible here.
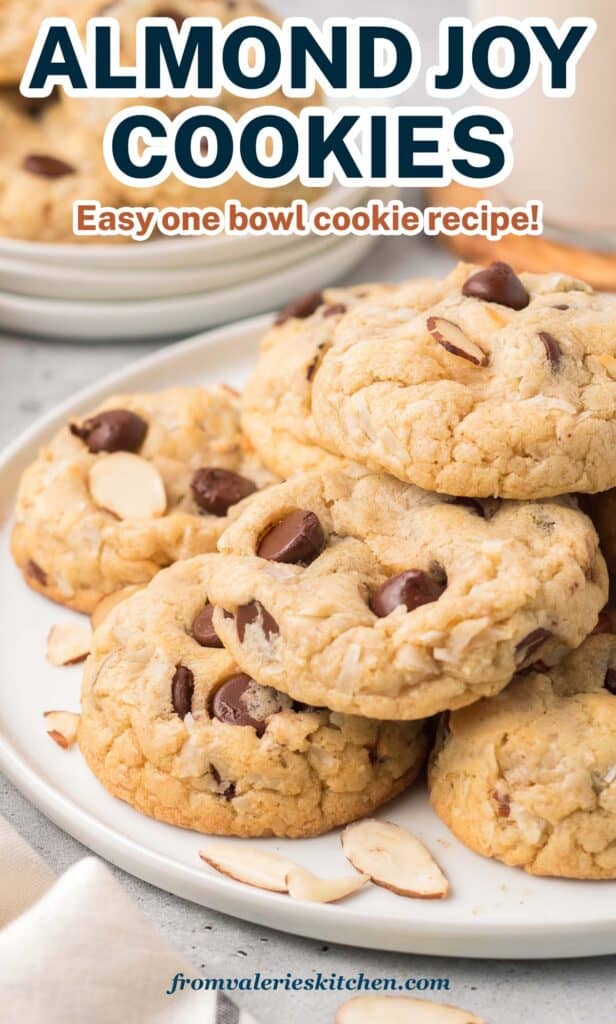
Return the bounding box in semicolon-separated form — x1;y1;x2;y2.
204;464;607;720
309;262;616;499
429;634;616;879
241;284;392;478
12;386;274;613
585;490;616;575
0;97;125;243
1;2;319;242
78;556;428;838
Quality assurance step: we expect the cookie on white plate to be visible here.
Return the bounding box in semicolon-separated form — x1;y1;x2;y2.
429;634;616;879
12;386;274;613
205;464;608;719
79;556;428;837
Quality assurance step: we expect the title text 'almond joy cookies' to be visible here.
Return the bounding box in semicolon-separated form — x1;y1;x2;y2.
79;556;428;838
241;283;393;478
310;263;616;499
12;387;274;613
429;634;616;879
205;465;607;720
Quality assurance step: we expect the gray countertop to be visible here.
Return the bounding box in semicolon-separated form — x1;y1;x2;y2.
1;0;615;1018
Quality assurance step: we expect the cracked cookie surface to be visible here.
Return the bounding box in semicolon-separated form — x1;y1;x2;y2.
78;556;428;837
241;283;392;477
206;464;608;719
12;386;274;613
428;634;616;879
310;263;616;499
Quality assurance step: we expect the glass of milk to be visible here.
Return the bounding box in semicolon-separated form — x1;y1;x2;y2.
470;1;615;249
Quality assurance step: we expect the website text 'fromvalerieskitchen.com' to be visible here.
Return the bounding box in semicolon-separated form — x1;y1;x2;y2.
165;971;452;996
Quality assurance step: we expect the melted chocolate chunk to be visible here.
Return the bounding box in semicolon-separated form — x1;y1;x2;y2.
192;603;223;648
70;409;147;454
370;570;446;617
462;261;530;310
236;601;279;643
257;510;325;565
171;665;194;719
191;467;256;517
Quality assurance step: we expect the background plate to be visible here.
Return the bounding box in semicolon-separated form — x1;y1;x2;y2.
1;316;615;958
0;231;376;341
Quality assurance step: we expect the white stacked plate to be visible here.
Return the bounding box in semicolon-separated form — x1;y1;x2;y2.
0;182;385;341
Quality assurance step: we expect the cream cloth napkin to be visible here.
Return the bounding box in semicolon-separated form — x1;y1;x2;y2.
0;814;258;1024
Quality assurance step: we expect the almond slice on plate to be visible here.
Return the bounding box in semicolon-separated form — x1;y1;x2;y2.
44;710;80;749
341;820;449;899
335;995;484;1023
47;622;92;666
199;844;295;893
88;453;167;520
91;585;146;630
427;316;488;367
286;866;369;904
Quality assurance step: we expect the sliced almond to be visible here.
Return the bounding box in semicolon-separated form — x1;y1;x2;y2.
91;585;146;630
335;995;485;1023
341;820;449;899
47;622;92;666
427;316;488;367
286;866;369;904
44;710;80;749
199;844;294;893
88;453;167;520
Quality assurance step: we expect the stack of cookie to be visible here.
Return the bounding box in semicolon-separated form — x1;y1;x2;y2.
13;261;616;880
0;0;315;243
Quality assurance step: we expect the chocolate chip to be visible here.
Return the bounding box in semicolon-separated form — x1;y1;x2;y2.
515;629;552;668
604;668;616;695
552;304;569;311
70;409;147;454
370;570;446;617
23;154;76;178
539;331;562;370
462;261;530;310
200;137;209;157
26;559;47;586
236;601;279;643
323;303;347;318
191;467;256;517
257;510;325;565
211;673;267;736
493;791;510;818
171;665;194;719
192;603;223;648
223;782;236;800
275;291;323;325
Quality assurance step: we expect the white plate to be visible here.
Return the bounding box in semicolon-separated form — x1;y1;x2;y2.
0;231;377;341
0;232;339;302
1;317;615;959
0;181;372;270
